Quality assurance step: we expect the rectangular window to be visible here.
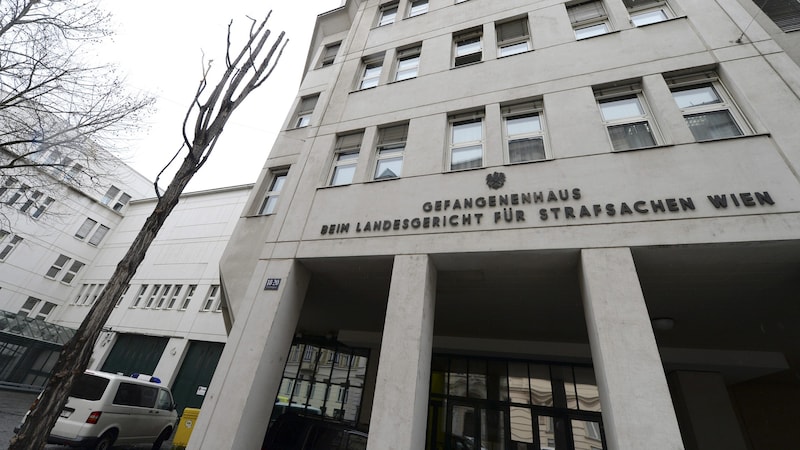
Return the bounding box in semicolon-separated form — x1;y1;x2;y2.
89;284;104;305
46;254;71;279
181;284;197;310
132;284;148;308
408;0;429;17
61;260;85;284
5;184;29;206
329;132;363;186
568;1;610;39
258;170;288;215
503;101;547;163
19;297;41;317
624;0;671;26
0;177;17;199
0;235;23;261
80;284;95;305
756;0;800;32
202;285;220;311
35;302;57;320
293;94;319;128
74;284;89;304
66;163;83;182
156;284;171;309
31;197;54;218
116;285;130;307
453;28;483;67
19;190;42;213
88;225;110;246
112;193;131;212
597;86;658;151
101;186;119;205
449;112;484;170
668;73;746;141
496;17;531;57
167;285;183;309
359;56;383;89
145;284;161;308
374;123;408;180
75;218;97;240
378;2;398;26
395;45;421;81
319;42;341;68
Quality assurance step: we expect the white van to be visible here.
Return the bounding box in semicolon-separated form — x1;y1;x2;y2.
42;370;178;450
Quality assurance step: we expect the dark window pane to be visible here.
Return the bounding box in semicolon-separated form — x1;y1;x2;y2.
685;110;742;141
607;121;655;150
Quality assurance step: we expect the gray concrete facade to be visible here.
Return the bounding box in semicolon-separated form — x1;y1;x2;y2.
192;1;800;449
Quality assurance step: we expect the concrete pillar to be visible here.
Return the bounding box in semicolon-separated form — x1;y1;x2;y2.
367;254;437;450
187;259;310;450
668;371;748;450
579;247;684;450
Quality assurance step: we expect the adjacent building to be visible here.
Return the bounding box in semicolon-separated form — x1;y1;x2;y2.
189;1;800;450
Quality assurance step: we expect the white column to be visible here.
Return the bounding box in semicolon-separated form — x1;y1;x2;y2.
187;259;310;450
367;254;436;450
579;248;684;450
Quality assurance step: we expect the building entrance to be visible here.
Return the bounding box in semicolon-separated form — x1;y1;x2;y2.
426;355;605;450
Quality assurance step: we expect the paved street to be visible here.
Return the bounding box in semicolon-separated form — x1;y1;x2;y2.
0;389;176;449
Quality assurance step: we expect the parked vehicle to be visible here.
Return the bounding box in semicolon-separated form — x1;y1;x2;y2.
262;412;367;450
18;370;177;450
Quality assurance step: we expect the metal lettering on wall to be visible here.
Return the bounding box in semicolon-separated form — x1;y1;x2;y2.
319;172;776;236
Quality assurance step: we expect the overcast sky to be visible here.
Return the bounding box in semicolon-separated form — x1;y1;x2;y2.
96;0;343;192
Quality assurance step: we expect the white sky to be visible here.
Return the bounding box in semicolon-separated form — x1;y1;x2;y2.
96;0;343;193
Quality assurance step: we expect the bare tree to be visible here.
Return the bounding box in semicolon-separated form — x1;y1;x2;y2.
0;0;152;221
8;10;287;450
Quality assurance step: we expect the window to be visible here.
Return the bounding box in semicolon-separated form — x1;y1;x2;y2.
202;285;220;311
167;285;183;309
449;112;484;170
597;86;658;151
46;254;71;279
89;284;104;304
132;284;148;308
61;260;84;284
74;284;91;304
319;42;341;67
453;28;483;67
568;1;610;39
293;94;319;128
19;190;42;213
116;285;130;307
496;17;531;57
669;74;746;141
378;2;398;26
408;0;428;17
0;235;23;261
35;302;57;320
5;184;29;206
0;177;16;199
258;170;288;215
156;284;171;308
329;133;363;186
31;197;54;218
145;284;161;308
66;163;83;182
625;0;671;26
395;45;421;81
374;123;408;180
112;193;131;212
503;101;547;163
75;218;98;240
181;284;197;310
19;297;41;317
88;225;110;246
756;0;800;32
101;186;120;205
359;56;383;89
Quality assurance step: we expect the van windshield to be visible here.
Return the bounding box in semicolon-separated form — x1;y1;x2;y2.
70;374;110;401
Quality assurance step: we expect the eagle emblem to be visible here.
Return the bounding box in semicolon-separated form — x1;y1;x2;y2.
486;172;506;190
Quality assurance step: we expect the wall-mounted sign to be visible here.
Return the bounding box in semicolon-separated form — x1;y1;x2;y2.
264;278;281;290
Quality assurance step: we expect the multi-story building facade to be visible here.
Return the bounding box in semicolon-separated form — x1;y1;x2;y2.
191;1;800;449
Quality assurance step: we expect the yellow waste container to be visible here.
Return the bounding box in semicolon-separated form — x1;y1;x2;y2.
172;408;201;448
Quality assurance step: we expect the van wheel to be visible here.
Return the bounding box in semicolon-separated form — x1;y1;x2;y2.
152;427;172;450
93;431;115;450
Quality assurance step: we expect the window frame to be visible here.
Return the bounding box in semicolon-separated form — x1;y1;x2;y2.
318;42;341;68
329;132;364;186
567;0;611;39
46;254;71;279
75;218;98;240
377;2;399;27
624;0;672;26
408;0;429;18
596;87;659;151
257;170;288;215
88;224;110;246
181;284;197;310
61;260;85;284
31;196;54;218
453;28;483;67
395;45;421;81
448;112;485;171
202;285;220;311
293;94;319;129
502;101;548;164
755;0;800;32
156;284;171;309
667;73;749;142
167;284;183;309
132;284;148;308
359;55;384;90
496;17;532;57
0;235;23;261
145;284;161;308
374;123;408;180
